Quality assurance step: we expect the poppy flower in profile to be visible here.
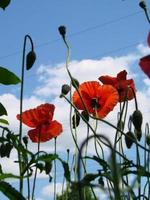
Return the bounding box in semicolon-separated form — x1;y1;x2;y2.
72;81;119;118
139;32;150;78
99;70;136;102
139;55;150;78
17;103;63;143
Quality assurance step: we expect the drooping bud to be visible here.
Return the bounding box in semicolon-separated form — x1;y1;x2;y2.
26;51;36;70
132;110;143;132
125;131;135;149
58;26;66;39
0;0;11;10
61;84;71;95
139;0;147;10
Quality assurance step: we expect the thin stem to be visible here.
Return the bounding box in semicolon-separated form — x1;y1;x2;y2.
54;137;57;200
19;34;34;194
31;132;41;200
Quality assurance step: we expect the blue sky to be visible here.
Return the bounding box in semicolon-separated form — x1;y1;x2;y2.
0;1;150;200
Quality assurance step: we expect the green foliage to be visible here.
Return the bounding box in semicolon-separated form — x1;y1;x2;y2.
56;185;98;200
0;181;26;200
0;66;21;85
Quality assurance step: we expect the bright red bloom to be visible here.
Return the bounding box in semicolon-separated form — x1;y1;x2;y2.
99;70;136;102
139;55;150;78
72;81;119;118
139;32;150;78
17;103;63;143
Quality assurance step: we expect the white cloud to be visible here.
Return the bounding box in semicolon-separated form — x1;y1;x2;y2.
42;182;66;197
1;44;150;178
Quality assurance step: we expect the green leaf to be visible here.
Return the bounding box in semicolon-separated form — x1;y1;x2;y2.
0;66;21;85
58;158;70;181
0;0;11;10
0;103;7;116
0;118;9;125
0;181;26;200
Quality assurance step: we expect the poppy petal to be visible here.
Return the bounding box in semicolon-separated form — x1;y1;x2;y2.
28;120;63;143
16;103;55;127
139;55;150;78
73;81;101;112
117;70;127;81
99;75;116;85
96;85;119;118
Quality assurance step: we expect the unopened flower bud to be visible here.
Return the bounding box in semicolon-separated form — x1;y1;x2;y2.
146;134;150;146
23;136;28;145
125;131;135;149
139;0;147;10
26;51;36;70
132;110;143;132
61;84;70;95
58;26;66;39
81;110;89;122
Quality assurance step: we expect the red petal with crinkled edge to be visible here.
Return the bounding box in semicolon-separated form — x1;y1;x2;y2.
16;103;55;127
139;55;150;78
72;81;119;118
28;120;63;143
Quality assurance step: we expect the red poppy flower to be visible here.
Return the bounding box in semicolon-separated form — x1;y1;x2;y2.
139;55;150;78
72;81;119;118
17;103;63;143
99;70;136;102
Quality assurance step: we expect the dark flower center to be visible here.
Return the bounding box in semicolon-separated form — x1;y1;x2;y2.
90;98;100;109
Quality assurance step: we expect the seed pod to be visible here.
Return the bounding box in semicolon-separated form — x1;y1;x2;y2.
125;131;135;149
61;84;70;95
58;26;66;38
26;51;36;70
132;110;143;132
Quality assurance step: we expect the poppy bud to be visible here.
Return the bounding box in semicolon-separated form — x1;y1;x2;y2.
146;134;150;146
139;0;147;10
132;110;143;133
23;136;28;145
81;110;89;122
26;51;36;70
61;84;70;95
58;26;66;38
71;78;79;88
0;0;11;10
72;111;80;128
125;131;135;149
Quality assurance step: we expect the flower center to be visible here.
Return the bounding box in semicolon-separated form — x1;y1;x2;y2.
90;98;100;110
